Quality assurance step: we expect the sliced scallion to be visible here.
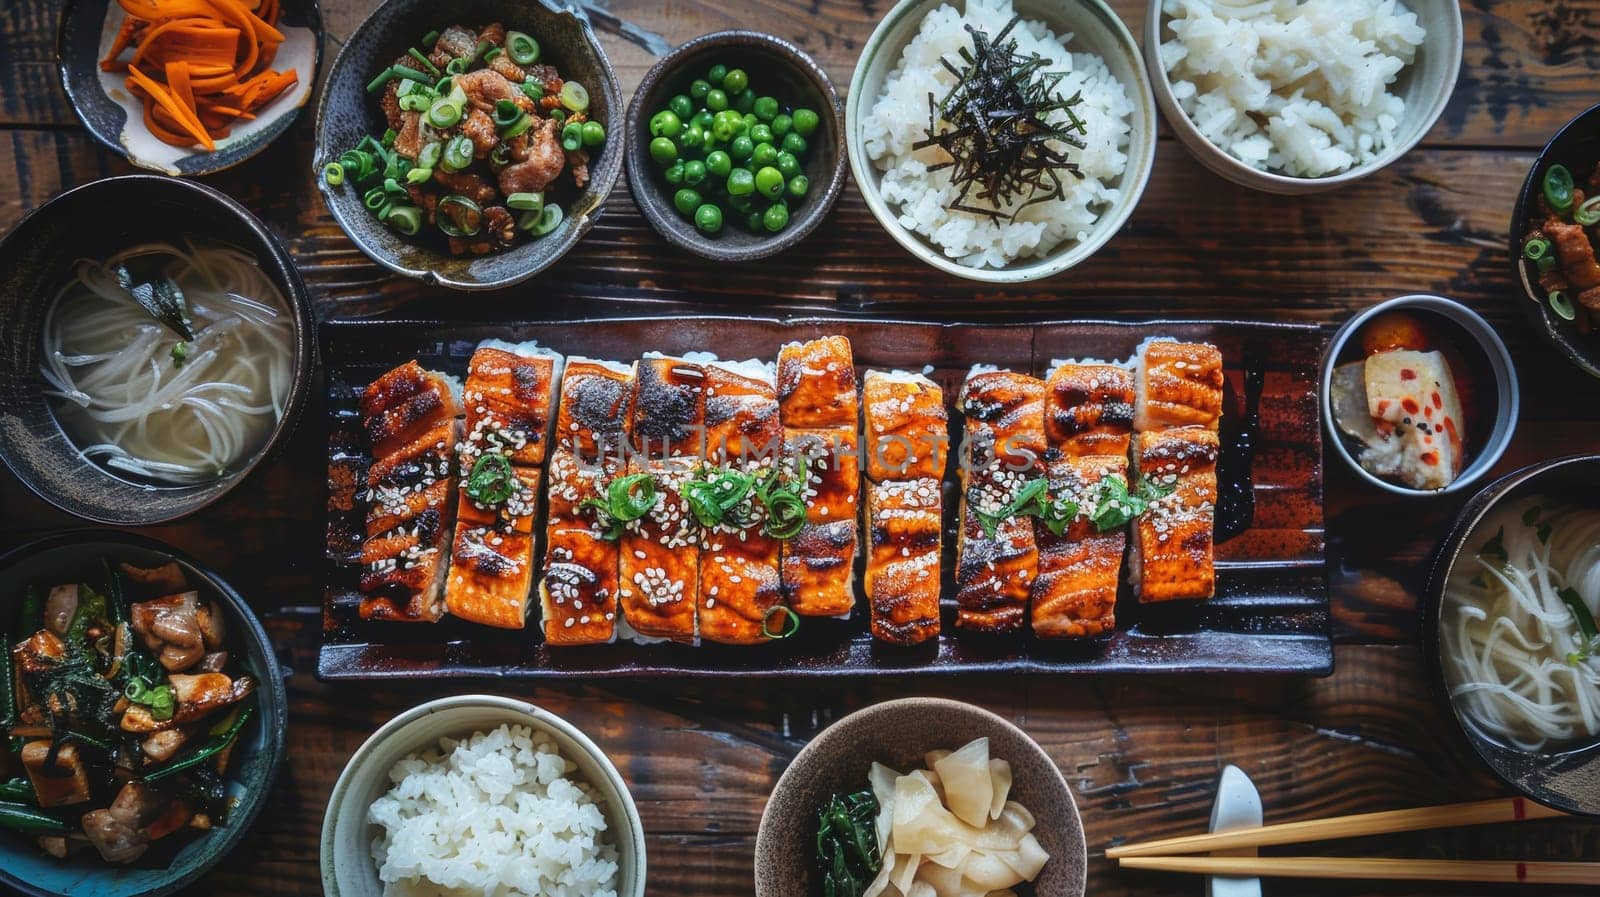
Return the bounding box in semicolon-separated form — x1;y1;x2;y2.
507;31;540;65
1576;195;1600;226
528;203;563;236
408;47;441;78
762;606;800;640
560;81;589;112
437;194;484;238
1544;164;1575;212
506;191;544;212
1550;290;1577;321
1523;237;1551;260
441;134;474;173
323;162;344;186
427;96;463;129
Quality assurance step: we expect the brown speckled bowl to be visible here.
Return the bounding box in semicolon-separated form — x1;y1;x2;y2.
754;697;1087;897
626;31;846;262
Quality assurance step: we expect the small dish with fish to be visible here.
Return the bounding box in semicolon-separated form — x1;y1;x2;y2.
1322;294;1517;497
314;0;623;290
0;530;287;897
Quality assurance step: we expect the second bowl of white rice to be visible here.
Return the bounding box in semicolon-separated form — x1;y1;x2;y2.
320;694;645;897
846;0;1158;282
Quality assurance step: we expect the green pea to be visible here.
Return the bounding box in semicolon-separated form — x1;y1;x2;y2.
706;150;732;178
706;89;728;112
750;143;778;168
787;173;809;199
690;79;712;102
782;132;807;156
694;203;723;234
649;136;679;165
754;165;784;199
723;68;748;94
742;112;758;131
733;88;756;114
792;107;820;137
663;161;685;184
693;110;714;131
750;123;774;145
728;192;753;214
753;96;779;121
683;160;708;186
776;151;800;179
726;168;755;196
581;120;606;147
729;135;754;161
708;63;728;86
668;94;694;120
674;188;703;216
683;126;707;151
762;202;789;232
771;113;792;137
650;110;682;138
746;210;764;232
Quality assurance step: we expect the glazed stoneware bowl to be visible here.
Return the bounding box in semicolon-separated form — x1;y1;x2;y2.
321;694;647;897
1320;294;1518;497
1144;0;1462;194
0;175;315;526
1510;102;1600;379
1422;455;1600;816
57;0;323;176
754;697;1087;897
0;531;289;897
626;31;847;261
846;0;1157;283
314;0;623;291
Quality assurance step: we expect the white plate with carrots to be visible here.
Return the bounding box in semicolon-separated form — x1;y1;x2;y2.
57;0;323;176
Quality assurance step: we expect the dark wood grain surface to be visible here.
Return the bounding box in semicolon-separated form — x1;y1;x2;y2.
2;0;1599;894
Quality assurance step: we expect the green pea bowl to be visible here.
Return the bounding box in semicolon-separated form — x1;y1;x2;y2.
625;30;847;262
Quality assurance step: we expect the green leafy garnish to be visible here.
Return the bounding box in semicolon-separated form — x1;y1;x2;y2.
682;469;759;529
124;671;175;722
1561;587;1598;642
580;473;662;541
762;606;801;640
975;476;1049;538
1036;493;1082;537
170;341;189;369
464;452;516;505
756;463;807;540
1478;526;1508;564
114;259;194;341
64;585;108;656
1088;475;1174;532
815;790;881;897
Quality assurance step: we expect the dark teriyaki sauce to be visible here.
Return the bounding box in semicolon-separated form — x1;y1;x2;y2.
1215;352;1264;542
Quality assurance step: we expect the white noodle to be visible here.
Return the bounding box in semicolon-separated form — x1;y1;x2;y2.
40;242;293;485
1441;498;1600;751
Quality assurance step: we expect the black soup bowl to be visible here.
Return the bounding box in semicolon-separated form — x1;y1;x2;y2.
0;175;315;526
1423;454;1600;815
315;0;623;291
1511;102;1600;379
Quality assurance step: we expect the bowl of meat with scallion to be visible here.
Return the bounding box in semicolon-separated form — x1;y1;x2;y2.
314;0;622;291
1514;103;1600;378
0;532;286;897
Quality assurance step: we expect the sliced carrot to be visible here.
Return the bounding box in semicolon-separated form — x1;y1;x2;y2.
126;66;214;149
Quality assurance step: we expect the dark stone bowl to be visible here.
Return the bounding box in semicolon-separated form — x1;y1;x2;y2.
57;0;324;176
0;530;289;897
0;175;316;525
1510;102;1600;379
1422;454;1600;816
625;31;846;262
753;697;1087;897
314;0;623;291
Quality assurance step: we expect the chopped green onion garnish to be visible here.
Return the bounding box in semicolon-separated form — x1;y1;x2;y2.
1561;588;1598;641
323;161;345;186
1550;290;1577;321
417;141;442;170
389;63;431;85
388;205;422;236
366;69;395;93
404;166;433;185
528;203;563;236
464;452;515;504
1523;237;1551;260
408;47;441;78
762;606;800;640
446;56;470;75
1537;254;1558;274
1577;195;1600;226
427;96;463;129
507;31;540;65
421;29;440;47
506;191;544;212
560;81;589;112
441;134;474;173
561;121;583;152
1544;164;1575;212
437;193;484;238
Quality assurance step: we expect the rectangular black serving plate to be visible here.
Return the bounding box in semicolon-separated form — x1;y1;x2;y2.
319;314;1331;680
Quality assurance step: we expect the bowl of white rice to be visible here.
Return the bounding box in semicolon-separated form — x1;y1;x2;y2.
1146;0;1463;194
847;0;1157;281
320;694;645;897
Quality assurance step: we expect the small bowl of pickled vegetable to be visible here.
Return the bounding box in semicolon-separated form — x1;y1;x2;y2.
625;30;846;262
0;530;287;897
314;0;623;291
1513;102;1600;379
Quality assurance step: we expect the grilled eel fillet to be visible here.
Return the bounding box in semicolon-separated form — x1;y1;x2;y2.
955;369;1046;633
698;361;785;645
542;358;634;644
619;356;705;643
1129;427;1220;602
1031;363;1134;638
444;346;558;629
777;338;860;618
358;361;462;622
862;371;948;645
1132;340;1224;431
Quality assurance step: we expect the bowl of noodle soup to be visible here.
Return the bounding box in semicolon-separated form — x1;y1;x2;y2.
1427;454;1600;815
0;175;313;525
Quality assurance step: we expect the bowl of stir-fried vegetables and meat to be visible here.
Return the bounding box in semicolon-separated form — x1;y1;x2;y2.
1514;103;1600;379
0;531;286;897
315;0;623;291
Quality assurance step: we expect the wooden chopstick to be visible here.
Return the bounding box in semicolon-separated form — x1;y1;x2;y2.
1117;856;1600;885
1106;797;1566;859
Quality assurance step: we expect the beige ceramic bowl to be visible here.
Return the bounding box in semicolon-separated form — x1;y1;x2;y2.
320;694;646;897
846;0;1158;283
1144;0;1463;194
754;697;1087;897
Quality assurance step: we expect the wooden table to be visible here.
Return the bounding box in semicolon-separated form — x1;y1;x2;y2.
3;0;1600;893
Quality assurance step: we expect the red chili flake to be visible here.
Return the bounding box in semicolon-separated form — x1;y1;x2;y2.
1420;451;1438;466
1424;405;1434;419
1402;398;1420;414
1432;391;1442;409
1376;398;1391;415
1400;368;1417;380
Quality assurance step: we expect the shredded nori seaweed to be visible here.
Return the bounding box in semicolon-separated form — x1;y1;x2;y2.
913;16;1088;220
